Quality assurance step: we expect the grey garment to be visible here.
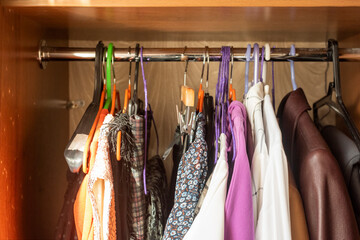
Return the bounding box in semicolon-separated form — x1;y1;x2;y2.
107;112;135;240
321;125;360;229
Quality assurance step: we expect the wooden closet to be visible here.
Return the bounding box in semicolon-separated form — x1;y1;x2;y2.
1;1;360;239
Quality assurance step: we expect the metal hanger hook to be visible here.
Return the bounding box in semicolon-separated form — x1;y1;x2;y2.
205;46;210;92
183;46;189;86
128;47;132;84
102;47;107;85
200;47;206;84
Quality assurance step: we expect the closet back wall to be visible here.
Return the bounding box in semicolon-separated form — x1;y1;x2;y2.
0;7;69;239
69;39;334;180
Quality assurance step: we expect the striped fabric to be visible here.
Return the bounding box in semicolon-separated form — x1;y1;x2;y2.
129;115;147;240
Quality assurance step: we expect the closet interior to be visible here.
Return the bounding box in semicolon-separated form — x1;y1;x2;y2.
1;1;360;239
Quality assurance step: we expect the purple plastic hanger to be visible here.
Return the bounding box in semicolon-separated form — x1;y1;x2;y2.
253;43;260;85
140;47;148;195
215;46;233;164
260;46;265;82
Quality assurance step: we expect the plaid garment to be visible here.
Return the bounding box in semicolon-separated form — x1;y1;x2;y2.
146;155;168;240
129;115;147;240
163;113;208;240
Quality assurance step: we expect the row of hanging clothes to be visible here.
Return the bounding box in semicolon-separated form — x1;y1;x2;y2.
55;39;360;240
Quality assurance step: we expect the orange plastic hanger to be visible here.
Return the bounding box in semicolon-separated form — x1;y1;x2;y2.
196;47;206;113
116;90;121;112
83;85;106;173
229;47;236;102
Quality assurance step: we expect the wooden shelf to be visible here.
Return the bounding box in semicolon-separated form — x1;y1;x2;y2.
2;0;360;7
8;6;360;42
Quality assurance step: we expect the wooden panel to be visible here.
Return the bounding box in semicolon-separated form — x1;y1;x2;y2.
0;7;69;239
9;7;360;42
2;0;360;7
338;35;360;132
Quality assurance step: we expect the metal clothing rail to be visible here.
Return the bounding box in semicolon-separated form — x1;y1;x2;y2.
37;40;360;69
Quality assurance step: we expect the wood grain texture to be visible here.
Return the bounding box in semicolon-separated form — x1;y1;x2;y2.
337;34;360;132
2;0;360;7
0;7;69;239
9;7;360;42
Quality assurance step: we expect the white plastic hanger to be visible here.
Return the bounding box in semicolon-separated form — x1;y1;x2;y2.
262;43;271;83
289;44;297;90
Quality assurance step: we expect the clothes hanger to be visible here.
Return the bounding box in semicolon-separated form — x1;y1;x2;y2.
313;39;360;151
128;43;141;116
109;44;118;115
140;46;149;194
103;43;114;109
123;47;132;114
289;44;297;90
196;47;206;113
116;48;132;161
245;44;251;95
253;43;260;85
63;41;104;173
82;46;108;173
263;44;271;84
202;46;216;168
177;46;195;151
264;44;275;108
227;47;236;161
260;46;265;83
215;46;232;163
229;47;236;102
263;43;277;109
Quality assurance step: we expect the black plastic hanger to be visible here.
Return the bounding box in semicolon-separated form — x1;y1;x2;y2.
64;41;104;172
313;39;360;151
128;43;142;116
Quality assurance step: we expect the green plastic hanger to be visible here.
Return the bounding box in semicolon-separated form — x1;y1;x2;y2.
104;43;114;109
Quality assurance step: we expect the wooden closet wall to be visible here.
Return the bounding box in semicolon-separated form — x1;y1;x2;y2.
1;1;360;239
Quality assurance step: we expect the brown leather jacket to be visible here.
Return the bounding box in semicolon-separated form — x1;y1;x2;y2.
277;88;359;240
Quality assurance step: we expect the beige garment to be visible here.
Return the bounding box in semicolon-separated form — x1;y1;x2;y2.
243;82;269;229
288;166;309;240
255;85;291;239
88;114;116;240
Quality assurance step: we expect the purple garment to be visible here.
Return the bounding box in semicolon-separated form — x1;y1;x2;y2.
225;101;255;240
